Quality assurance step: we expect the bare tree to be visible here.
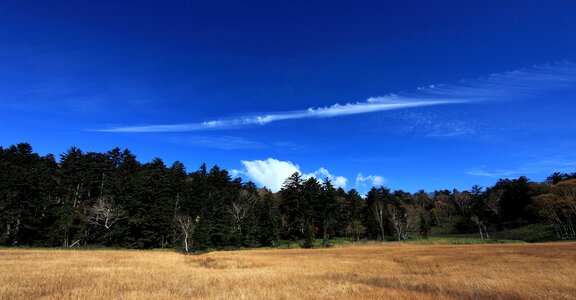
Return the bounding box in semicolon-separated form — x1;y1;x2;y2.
387;203;421;241
453;189;472;216
372;201;387;240
532;194;571;239
404;204;421;238
557;180;576;216
433;192;453;224
227;190;256;234
471;215;490;239
387;204;404;241
554;181;576;238
485;189;503;215
345;220;366;241
175;214;200;252
86;196;126;230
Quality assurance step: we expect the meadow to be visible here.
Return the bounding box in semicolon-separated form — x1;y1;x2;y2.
1;242;575;299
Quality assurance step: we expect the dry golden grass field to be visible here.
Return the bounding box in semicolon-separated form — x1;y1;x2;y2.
1;242;575;299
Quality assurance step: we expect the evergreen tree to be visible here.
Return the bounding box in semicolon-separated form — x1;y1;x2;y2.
344;189;366;240
256;188;281;246
104;148;140;246
494;177;536;226
364;187;393;240
0;144;57;246
317;179;339;247
301;222;315;249
191;217;211;251
129;158;176;248
204;165;235;247
279;172;305;239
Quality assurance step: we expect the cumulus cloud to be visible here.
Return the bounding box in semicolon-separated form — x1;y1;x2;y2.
238;158;348;192
241;159;300;192
302;167;348;189
355;173;386;188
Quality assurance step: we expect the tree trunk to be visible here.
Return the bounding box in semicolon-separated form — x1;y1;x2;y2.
73;183;81;208
183;232;189;252
99;172;105;196
378;223;386;241
12;217;20;246
63;228;69;247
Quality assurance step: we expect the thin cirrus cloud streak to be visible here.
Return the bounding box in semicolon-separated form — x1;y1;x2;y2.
99;61;576;133
99;98;464;133
466;158;576;178
418;61;576;100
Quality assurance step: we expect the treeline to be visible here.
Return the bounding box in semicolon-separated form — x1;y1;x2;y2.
1;143;575;250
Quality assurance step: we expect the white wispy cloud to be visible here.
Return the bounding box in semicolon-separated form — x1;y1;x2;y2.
355;173;386;188
235;158;348;192
418;61;576;100
466;158;576;178
166;135;266;150
99;98;462;133
99;61;576;133
154;135;305;151
397;111;478;138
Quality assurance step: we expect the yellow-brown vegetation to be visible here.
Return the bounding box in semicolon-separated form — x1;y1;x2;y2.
1;242;575;299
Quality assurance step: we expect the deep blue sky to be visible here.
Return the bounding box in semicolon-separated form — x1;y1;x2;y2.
1;0;576;193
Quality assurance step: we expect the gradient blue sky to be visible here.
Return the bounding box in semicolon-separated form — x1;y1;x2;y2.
1;0;576;193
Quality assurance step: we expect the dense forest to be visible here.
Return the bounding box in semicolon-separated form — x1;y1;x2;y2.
1;143;575;250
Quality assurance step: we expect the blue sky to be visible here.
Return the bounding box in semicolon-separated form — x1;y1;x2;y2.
1;0;576;193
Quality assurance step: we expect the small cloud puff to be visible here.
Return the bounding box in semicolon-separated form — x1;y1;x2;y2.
229;169;246;178
355;173;386;188
303;167;348;189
